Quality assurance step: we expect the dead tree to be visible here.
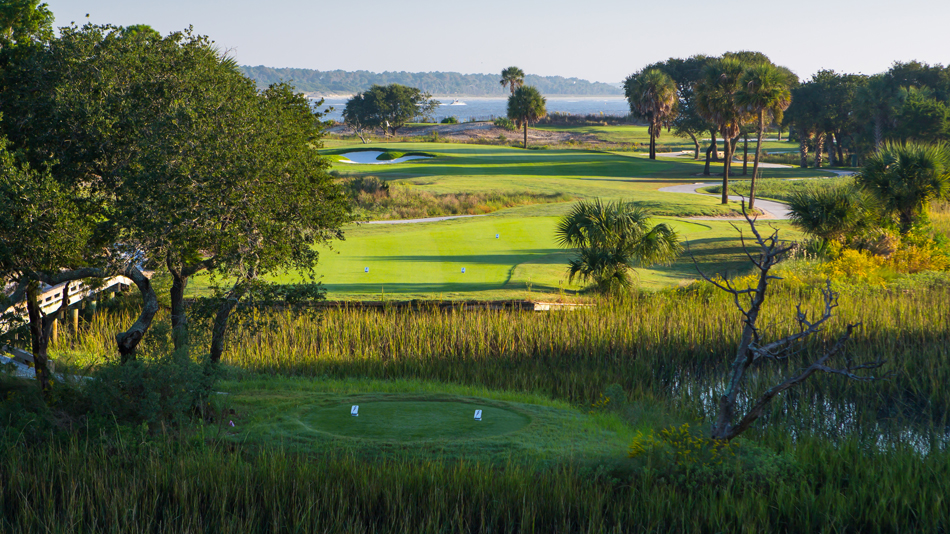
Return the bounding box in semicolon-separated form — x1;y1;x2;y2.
692;204;886;441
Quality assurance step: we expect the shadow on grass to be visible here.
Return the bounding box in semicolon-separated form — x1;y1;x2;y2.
322;282;506;294
357;250;563;265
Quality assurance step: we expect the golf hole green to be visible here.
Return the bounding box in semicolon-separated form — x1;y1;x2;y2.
304;401;530;442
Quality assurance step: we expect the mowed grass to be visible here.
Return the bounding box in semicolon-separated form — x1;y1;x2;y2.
189;142;825;300
252;215;794;299
223;377;637;462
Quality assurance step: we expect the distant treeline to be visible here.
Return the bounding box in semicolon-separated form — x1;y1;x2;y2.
239;66;624;96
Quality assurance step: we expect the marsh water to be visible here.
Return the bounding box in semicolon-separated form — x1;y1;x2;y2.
316;97;630;123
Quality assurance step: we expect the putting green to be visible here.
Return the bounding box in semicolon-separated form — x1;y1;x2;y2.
303;400;530;442
222;381;641;460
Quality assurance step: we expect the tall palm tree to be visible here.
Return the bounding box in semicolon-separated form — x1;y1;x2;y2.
556;199;681;294
500;66;525;96
507;85;546;148
624;68;678;160
695;58;748;204
858;142;950;233
736;63;792;209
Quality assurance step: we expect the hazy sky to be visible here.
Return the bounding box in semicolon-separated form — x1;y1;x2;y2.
46;0;949;84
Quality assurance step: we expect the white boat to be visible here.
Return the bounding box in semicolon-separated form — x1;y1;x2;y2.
448;99;467;106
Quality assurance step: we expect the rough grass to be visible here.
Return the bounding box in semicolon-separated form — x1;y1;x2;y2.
345;176;574;220
700;175;854;202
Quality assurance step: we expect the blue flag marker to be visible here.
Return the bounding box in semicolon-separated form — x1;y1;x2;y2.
496;234;500;239
461;267;466;273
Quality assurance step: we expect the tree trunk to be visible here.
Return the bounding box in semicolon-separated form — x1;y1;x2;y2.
777;126;782;141
874;114;884;148
25;281;57;396
115;266;159;363
703;143;713;176
688;132;700;160
208;282;250;364
799;127;810;168
721;135;732;204
827;133;837;166
523;122;528;149
649;121;657;159
814;132;826;168
835;132;845;165
742;134;749;176
749;111;765;210
710;130;720;162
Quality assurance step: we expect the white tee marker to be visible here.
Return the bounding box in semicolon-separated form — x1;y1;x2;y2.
351;405;359;417
364;267;369;273
496;234;499;239
461;267;466;273
474;409;482;421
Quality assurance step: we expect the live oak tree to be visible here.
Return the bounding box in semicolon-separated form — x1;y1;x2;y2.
346;84;438;136
0;0;52;50
506;85;546;149
1;24;348;367
342;92;373;143
0;145;104;394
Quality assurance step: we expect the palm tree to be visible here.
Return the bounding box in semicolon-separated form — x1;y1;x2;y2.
507;85;546;148
624;68;678;160
556;199;681;294
736;63;791;209
858;142;950;233
787;185;874;251
696;58;748;204
500;66;525;96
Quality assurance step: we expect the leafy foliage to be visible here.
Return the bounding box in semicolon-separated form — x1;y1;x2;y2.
858;142;950;232
507;85;547;148
344;83;438;136
556;199;680;294
624;68;677;159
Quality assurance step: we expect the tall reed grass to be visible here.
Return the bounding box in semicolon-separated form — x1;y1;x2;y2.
54;282;950;442
2;431;947;533
9;280;950;531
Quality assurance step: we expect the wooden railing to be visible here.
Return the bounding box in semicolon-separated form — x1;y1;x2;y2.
1;275;133;334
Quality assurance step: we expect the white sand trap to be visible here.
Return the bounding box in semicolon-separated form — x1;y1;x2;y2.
338;151;432;164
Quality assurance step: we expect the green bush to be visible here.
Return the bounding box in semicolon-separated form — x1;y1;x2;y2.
493;117;517;131
440;116;459;124
87;351;216;429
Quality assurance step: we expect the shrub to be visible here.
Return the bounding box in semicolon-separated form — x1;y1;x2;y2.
440;116;458;124
87;350;216;429
493;117;516;131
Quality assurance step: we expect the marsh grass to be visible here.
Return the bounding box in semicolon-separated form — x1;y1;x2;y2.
1;423;948;532
9;279;950;531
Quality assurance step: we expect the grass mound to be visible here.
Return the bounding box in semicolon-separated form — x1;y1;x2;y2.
222;378;638;461
304;398;530;441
